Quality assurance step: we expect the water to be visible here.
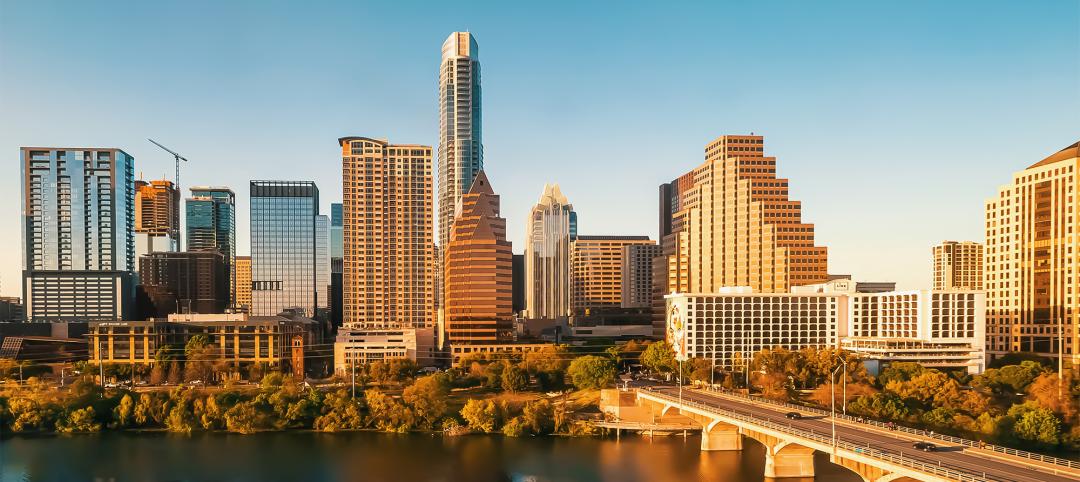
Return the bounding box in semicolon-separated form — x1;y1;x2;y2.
1;432;863;482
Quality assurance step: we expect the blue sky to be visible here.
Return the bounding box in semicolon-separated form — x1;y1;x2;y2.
1;0;1077;296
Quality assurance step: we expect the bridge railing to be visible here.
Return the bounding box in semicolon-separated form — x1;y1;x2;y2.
640;387;1006;482
694;386;1080;471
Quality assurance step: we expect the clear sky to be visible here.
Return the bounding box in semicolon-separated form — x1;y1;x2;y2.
1;0;1078;296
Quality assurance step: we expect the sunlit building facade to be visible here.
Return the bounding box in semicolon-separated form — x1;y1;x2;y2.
134;179;179;257
316;214;329;311
622;243;662;309
525;183;576;319
250;180;319;317
571;236;653;315
438;31;483;251
186;187;236;303
234;256;252;311
933;241;983;291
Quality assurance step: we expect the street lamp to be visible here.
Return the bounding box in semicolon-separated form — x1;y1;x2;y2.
833;353;848;416
830;363;842;454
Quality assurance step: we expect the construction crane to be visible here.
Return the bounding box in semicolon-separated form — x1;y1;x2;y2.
147;138;189;250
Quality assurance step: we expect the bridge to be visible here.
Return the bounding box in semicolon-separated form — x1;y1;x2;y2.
600;386;1080;482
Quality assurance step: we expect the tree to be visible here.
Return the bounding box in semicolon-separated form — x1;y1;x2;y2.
1007;402;1062;446
1027;371;1078;424
640;342;675;376
112;394;135;428
502;416;528;437
224;400;267;434
886;369;962;409
875;362;924;388
483;362;505;390
314;389;365;432
150;363;166;385
849;392;911;421
403;373;450;427
56;407;101;433
501;364;529;392
568;356;616;390
8;397;47;432
167;361;183;385
461;399;499;433
975;361;1045;395
364;389;415;433
521;399;555;435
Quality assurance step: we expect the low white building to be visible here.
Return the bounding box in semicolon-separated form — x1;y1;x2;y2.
334;325;436;374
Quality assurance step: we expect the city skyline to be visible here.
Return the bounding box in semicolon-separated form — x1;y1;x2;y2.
2;1;1078;296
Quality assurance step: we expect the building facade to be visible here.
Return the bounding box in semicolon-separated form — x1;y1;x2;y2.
234;256;252;311
137;251;228;317
21;147;136;321
933;241;983;290
315;214;329;312
250;181;319;317
985;141;1080;369
571;236;654;315
622;243;662;309
334;326;436;372
438;31;483;251
134;179;179;258
444;171;514;345
186;187;236;303
524;183;576;319
340;137;434;328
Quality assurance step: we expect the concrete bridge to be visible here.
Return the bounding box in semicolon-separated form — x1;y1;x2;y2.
601;387;1080;482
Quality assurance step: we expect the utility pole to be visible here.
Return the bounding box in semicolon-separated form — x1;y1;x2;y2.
351;354;356;399
147;138;189;250
98;333;105;394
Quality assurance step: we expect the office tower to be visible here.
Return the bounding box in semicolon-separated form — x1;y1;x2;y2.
658;134;828;298
444;171;513;344
622;243;662;309
571;236;654;315
316;214;329;311
235;256;252;311
20;147;136;321
524;183;576;319
329;203;344;326
512;254;525;314
250;180;319;317
134;179;179;258
340;137;434;328
438;31;484;251
985;141;1080;369
186;187;236;303
330;203;343;260
137;251;228;317
933;241;984;290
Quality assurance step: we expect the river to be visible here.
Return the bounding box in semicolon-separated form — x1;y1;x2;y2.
1;431;863;481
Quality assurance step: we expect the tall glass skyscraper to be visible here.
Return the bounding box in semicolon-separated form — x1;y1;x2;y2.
524;183;576;320
315;214;329;311
186;187;236;303
438;31;483;250
20;147;136;321
330;203;343;260
250;180;319;317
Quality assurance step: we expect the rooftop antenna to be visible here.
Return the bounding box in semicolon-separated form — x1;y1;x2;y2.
147;138;189;250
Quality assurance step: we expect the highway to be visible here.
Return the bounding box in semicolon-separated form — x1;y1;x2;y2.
651;387;1079;482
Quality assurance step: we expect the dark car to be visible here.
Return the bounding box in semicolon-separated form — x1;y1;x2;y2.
913;441;937;452
785;412;801;420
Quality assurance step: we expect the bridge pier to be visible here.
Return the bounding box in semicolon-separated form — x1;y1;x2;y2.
764;442;816;480
700;422;742;451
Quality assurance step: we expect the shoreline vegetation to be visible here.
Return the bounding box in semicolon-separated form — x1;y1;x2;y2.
1;340;1077;458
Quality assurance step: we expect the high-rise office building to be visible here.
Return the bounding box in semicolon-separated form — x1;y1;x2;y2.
134;179;179;257
329;203;343;326
186;187;236;303
250;181;319;317
340;137;434;328
330;203;343;260
235;255;252;311
658;134;828;298
622;243;662;309
571;236;654;315
315;214;329;312
20;147;136;321
445;171;513;344
524;183;576;319
137;251;228;317
933;241;983;290
438;31;483;251
985;141;1079;369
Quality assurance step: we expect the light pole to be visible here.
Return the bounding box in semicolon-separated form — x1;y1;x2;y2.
830;363;842;453
833;353;848;416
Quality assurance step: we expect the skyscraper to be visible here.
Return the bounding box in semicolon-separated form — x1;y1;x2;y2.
329;203;343;326
571;236;654;315
444;171;513;344
315;214;329;311
235;255;252;311
985;141;1079;370
20;147;136;321
932;241;983;290
137;251;228;317
330;203;343;260
659;134;828;296
134;179;179;257
250;180;319;317
438;31;483;250
340;137;434;328
186;187;236;303
524;183;576;319
622;243;662;309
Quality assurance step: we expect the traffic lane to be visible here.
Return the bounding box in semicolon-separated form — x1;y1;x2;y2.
663;389;1072;482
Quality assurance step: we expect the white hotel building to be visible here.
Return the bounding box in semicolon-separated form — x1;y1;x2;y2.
666;279;986;374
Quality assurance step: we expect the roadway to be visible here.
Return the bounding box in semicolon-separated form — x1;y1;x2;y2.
651;386;1079;482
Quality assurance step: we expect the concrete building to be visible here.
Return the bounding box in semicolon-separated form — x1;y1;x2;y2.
571;236;653;315
340;137;434;329
525;183;576;320
21;147;136;321
444;171;514;345
933;241;983;291
622;243;662;309
186;187;236;303
134;179;179;257
657;135;828;319
985;141;1080;369
234;256;252;312
437;31;484;252
137;251;228;317
250;181;319;318
334;325;436;372
0;297;25;322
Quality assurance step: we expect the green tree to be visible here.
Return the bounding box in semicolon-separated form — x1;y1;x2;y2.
975;361;1045;395
849;392;911;421
1008;403;1062;446
568;356;616;390
640;342;675;375
403;373;450;427
224;400;266;434
501;364;529;392
314;389;365;432
483;362;505;390
56;407;101;433
875;362;924;388
364;389;415;433
8;397;47;432
502;416;528;437
461;399;499;433
521;399;555;435
112;393;135;428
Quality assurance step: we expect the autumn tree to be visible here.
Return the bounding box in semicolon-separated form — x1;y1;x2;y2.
403;373;450;427
461;399;499;433
567;356;616;390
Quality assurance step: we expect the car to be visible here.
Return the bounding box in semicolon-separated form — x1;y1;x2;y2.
913;441;937;452
785;412;802;420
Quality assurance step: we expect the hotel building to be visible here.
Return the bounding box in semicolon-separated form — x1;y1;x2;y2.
250;180;319;318
571;236;654;315
622;243;662;309
933;241;983;291
524;183;577;319
21;147;136;321
985;141;1080;369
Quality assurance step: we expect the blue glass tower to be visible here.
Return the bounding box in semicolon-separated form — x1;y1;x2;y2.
250;180;319;317
186;187;236;303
